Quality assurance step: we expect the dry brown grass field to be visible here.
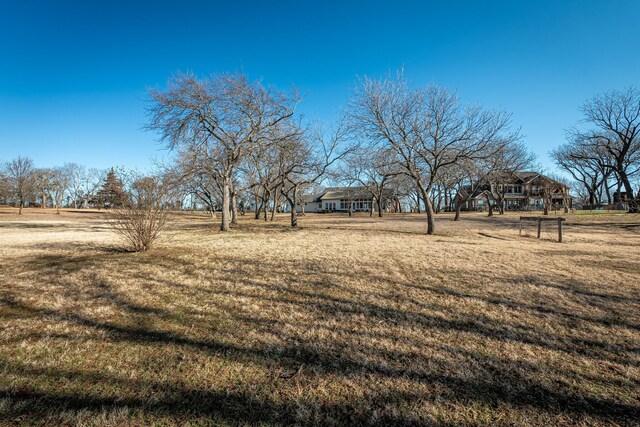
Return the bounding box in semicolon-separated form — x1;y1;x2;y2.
1;207;639;426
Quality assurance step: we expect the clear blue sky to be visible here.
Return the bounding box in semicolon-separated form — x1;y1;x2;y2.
1;0;639;173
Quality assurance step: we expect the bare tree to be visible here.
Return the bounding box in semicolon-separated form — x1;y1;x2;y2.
172;144;222;218
45;167;71;214
147;72;300;231
342;146;399;217
65;163;87;209
551;139;611;209
32;168;53;208
4;156;35;214
0;169;9;205
450;159;484;220
546;173;572;214
480;142;536;216
244;137;285;222
278;122;349;227
329;173;359;217
572;87;640;212
348;71;519;234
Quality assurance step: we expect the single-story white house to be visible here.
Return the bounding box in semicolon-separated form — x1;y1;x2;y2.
296;187;389;213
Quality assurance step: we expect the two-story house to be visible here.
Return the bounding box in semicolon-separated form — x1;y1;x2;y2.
453;172;572;212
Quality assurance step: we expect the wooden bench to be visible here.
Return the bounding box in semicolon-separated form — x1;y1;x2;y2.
519;216;566;242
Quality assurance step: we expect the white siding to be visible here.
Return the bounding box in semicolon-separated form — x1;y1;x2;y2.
296;201;322;213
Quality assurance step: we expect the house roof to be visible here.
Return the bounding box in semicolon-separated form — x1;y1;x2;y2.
301;194;321;203
512;172;568;188
301;186;394;202
513;171;540;183
459;185;491;200
455;171;571;201
320;187;374;200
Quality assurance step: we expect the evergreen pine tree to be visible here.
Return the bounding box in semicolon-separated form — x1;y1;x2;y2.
97;168;128;208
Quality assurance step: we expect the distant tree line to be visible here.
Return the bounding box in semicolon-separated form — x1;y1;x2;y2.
0;159;104;213
0;161;178;213
2;71;638;236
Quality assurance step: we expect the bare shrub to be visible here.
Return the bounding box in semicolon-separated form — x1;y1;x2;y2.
107;176;171;252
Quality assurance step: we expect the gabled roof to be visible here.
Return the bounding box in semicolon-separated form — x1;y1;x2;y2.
320;187;374;200
513;171;540;184
459;185;487;199
499;172;569;188
301;194;322;203
458;185;491;200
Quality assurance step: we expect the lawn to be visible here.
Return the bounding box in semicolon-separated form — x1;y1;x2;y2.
0;208;639;426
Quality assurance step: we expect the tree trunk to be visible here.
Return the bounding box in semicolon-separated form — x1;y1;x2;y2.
454;203;462;221
18;198;23;215
220;177;231;232
605;180;613;206
486;196;494;217
289;203;298;227
377;197;383;217
493;196;503;215
348;201;353;217
618;168;638;212
424;195;435;235
618;168;634;199
231;193;238;225
263;193;270;221
290;186;299;227
270;198;277;221
254;195;261;219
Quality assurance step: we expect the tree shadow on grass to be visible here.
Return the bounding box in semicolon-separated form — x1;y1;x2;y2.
0;362;433;426
1;251;639;424
1;294;638;425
